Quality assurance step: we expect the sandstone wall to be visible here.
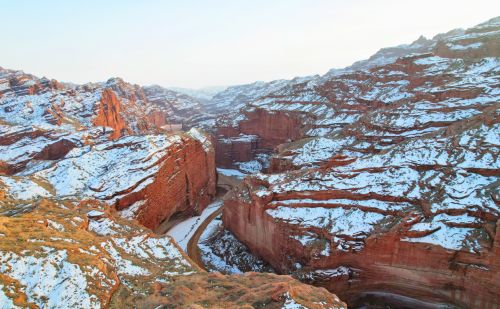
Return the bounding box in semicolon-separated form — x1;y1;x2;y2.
92;89;131;140
223;176;500;308
117;135;216;230
215;108;306;167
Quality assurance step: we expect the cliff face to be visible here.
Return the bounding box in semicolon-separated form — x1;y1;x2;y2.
0;129;217;231
115;130;217;230
92;89;131;140
215;109;305;168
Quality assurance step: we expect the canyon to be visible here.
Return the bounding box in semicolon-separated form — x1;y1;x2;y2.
0;15;499;309
0;67;344;308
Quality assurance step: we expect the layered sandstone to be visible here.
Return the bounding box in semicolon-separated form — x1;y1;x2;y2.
92;89;131;140
223;114;500;308
220;17;500;308
0;129;216;231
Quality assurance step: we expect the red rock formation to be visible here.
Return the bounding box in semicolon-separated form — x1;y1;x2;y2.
146;111;167;128
215;134;259;168
0;127;77;175
223;116;500;308
116;134;216;230
214;18;500;171
214;109;305;167
223;175;499;308
239;109;305;149
32;138;76;161
92;89;131;140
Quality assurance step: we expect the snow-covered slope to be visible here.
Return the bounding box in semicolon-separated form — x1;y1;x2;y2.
221;17;500;308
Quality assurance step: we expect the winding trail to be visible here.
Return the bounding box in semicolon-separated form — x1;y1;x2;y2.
167;170;243;270
186;207;223;270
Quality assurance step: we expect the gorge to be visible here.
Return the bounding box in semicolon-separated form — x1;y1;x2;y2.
1;15;499;309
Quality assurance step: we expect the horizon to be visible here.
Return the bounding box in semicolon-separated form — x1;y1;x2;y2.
1;1;499;89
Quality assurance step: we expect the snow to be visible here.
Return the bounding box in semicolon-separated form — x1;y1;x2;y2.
167;200;223;251
0;136;60;164
35;134;181;200
0;248;101;309
282;292;306;309
47;219;65;232
273;168;422;200
447;42;483;50
118;200;144;219
218;134;258;144
291;137;353;166
0;176;51;200
270;198;412;213
87;210;104;217
187;128;212;151
313;266;351;278
402;220;478;252
237;160;263;173
414;56;449;66
88;218;120;236
217;168;247;179
266;206;385;239
112;235;190;265
306;127;333;137
101;241;150;276
198;220;244;274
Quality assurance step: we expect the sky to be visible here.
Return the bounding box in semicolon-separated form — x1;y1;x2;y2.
1;0;499;88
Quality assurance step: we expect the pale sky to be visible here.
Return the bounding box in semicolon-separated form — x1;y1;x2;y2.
1;0;498;88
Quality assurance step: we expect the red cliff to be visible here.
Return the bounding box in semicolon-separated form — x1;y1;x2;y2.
223;117;500;308
92;89;131;140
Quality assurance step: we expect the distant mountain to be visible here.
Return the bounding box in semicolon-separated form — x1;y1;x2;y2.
210;17;499;117
169;85;228;100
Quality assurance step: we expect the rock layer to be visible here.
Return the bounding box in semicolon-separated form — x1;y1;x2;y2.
221;17;500;308
223;115;500;308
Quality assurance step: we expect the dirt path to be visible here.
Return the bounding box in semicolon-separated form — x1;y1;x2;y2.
186;207;223;271
184;171;243;270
